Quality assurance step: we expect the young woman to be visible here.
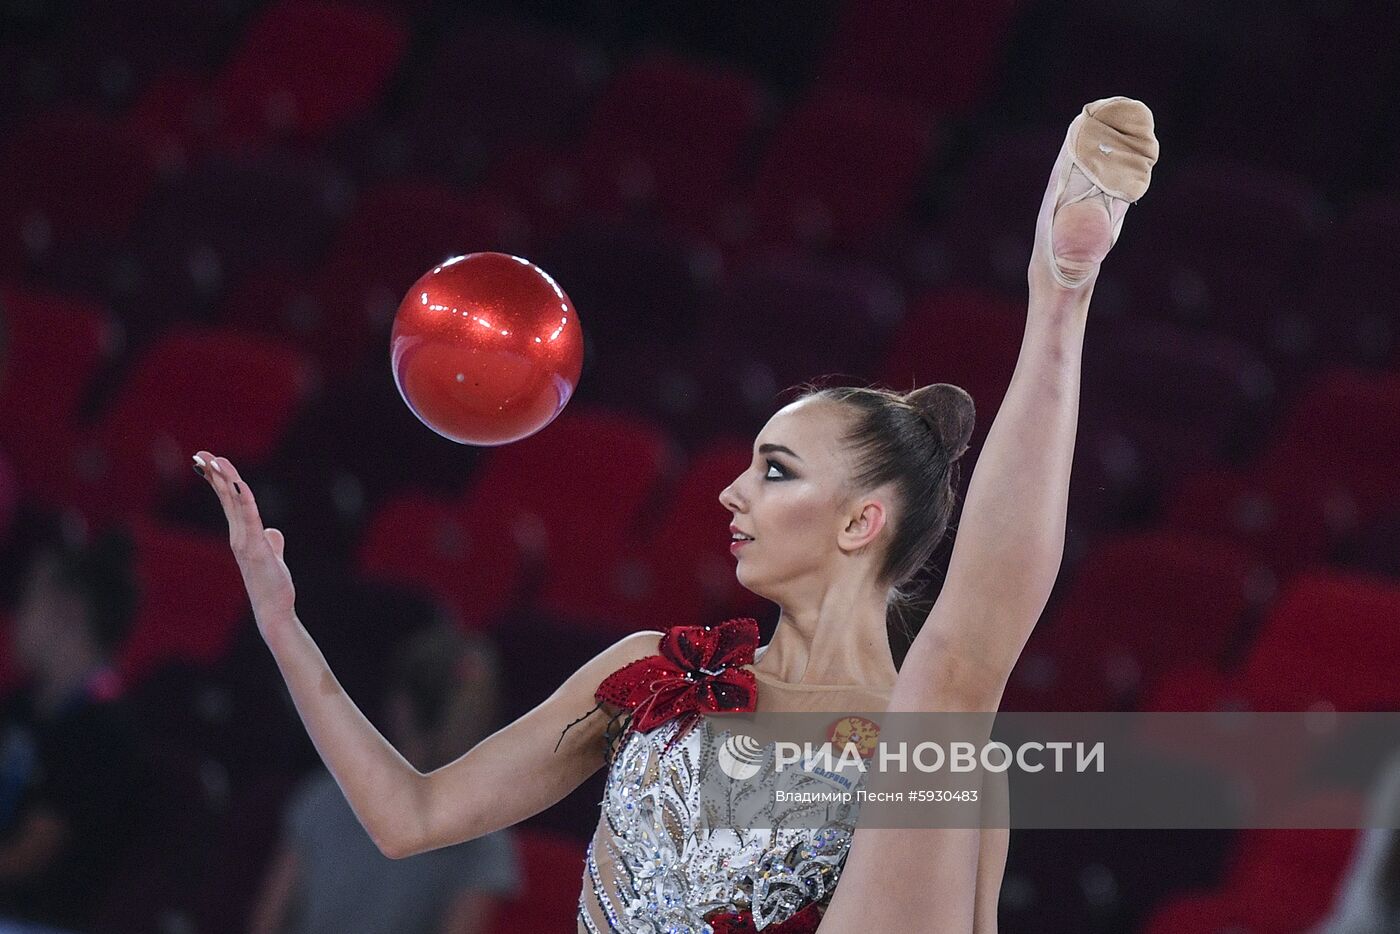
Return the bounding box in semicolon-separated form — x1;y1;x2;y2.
194;95;1158;932
247;617;521;934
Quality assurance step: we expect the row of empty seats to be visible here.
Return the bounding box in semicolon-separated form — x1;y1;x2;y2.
5;274;1399;711
5;1;1400;931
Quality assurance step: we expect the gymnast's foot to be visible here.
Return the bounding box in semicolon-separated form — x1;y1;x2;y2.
1032;96;1160;291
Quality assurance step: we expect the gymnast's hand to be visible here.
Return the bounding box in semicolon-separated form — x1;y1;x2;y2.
192;451;296;635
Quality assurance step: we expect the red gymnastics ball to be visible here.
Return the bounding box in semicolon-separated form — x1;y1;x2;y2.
390;252;585;446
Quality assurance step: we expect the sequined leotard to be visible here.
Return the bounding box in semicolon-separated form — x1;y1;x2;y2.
572;624;891;933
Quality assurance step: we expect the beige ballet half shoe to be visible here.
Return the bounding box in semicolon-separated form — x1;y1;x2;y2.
1037;96;1160;289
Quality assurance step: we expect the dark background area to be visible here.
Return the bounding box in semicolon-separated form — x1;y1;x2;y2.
1;0;1398;931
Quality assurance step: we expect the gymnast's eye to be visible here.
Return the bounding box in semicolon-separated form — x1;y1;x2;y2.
764;459;788;480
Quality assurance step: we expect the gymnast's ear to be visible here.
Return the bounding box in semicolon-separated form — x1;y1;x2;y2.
839;493;890;553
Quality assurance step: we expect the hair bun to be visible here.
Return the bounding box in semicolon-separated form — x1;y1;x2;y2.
906;383;975;461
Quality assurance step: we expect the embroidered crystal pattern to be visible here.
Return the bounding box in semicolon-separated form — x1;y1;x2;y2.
580;714;867;931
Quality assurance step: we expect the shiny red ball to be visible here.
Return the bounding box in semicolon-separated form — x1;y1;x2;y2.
390;252;585;446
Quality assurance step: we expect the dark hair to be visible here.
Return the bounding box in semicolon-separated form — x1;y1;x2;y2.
38;525;140;657
790;379;975;668
387;622;503;751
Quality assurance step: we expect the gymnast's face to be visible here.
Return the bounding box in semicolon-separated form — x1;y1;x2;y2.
718;397;892;600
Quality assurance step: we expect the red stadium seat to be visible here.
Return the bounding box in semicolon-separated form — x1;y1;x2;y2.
112;152;354;348
1148;570;1400;714
486;827;586;934
403;16;604;183
1226;823;1359;927
1162;437;1396;579
129;150;351;303
576;52;765;226
355;491;524;631
1236;570;1400;712
1277;369;1400;477
1142;572;1400;808
1139;659;1233;713
61;327;317;521
876;286;1022;445
1141;572;1400;848
1141;798;1359;933
118;516;251;683
1014;531;1269;711
882;287;1144;531
1080;319;1276;490
1114;159;1325;379
459;406;673;634
542;438;768;633
0;110;158;276
212;0;408;150
475;143;586;246
124;69;218;171
749;88;936;251
0;285;121;504
1141;891;1291;934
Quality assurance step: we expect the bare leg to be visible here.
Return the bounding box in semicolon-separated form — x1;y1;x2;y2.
818;255;1095;934
817;99;1155;932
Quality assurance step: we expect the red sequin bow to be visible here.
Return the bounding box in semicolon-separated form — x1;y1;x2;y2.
707;902;822;933
594;617;759;753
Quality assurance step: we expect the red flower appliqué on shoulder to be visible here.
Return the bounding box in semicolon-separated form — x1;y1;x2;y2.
556;617;760;760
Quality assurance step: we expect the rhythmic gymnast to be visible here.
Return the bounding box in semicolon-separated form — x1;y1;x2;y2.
193;96;1158;932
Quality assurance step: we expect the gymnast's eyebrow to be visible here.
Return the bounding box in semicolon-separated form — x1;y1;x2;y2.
758;443;803;462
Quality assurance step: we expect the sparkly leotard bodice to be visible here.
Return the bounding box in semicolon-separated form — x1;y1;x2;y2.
576;663;891;933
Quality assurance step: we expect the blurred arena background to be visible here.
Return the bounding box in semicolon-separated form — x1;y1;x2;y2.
1;0;1398;931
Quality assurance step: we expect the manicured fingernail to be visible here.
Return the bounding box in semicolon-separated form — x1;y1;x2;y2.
210;459;223;473
192;455;206;477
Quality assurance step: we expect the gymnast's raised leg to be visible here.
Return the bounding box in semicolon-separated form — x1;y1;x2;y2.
816;97;1160;933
